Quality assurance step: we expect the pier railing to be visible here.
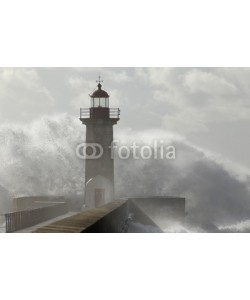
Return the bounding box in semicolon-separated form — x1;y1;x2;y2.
1;202;69;233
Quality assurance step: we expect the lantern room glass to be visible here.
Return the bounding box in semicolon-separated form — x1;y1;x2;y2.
91;97;109;108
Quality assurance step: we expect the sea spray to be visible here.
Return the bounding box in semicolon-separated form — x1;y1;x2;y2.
0;113;250;231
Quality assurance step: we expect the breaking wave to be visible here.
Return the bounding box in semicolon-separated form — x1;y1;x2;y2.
0;113;250;232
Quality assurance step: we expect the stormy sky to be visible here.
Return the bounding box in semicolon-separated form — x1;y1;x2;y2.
0;67;250;169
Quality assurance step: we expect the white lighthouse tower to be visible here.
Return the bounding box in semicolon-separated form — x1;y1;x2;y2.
80;76;120;209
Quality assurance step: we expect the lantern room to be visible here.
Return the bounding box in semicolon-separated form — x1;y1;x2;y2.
90;82;109;108
80;76;120;120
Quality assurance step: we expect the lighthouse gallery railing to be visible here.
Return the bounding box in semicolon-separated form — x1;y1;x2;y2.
80;108;120;119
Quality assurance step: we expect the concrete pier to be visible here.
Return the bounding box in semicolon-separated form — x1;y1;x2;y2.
33;197;185;233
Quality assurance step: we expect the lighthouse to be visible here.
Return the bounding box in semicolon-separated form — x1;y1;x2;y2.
80;76;120;209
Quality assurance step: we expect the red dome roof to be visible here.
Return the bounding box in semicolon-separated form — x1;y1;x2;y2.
91;83;109;98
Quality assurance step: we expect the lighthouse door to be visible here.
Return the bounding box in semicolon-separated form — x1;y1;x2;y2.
95;188;105;207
